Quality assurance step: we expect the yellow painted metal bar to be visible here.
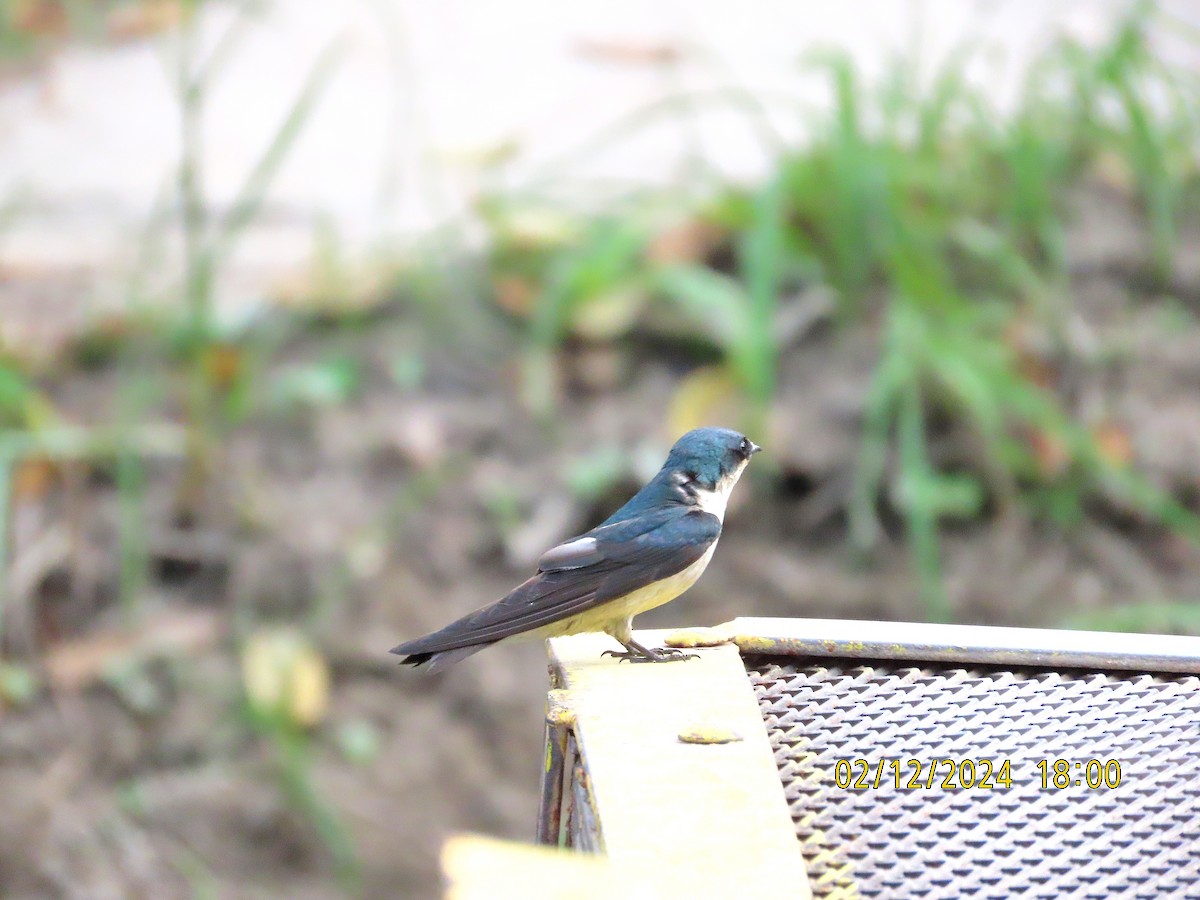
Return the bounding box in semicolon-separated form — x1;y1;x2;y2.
443;833;625;899
548;629;811;898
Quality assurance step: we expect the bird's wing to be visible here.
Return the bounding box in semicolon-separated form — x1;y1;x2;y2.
534;510;692;572
390;507;721;656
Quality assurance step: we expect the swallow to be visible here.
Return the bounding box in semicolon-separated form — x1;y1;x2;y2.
391;427;761;672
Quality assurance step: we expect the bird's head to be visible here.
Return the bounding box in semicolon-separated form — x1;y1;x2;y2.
662;427;761;515
597;427;763;527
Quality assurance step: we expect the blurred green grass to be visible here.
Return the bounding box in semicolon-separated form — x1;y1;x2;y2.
477;2;1200;620
3;3;1199;627
2;2;1200;882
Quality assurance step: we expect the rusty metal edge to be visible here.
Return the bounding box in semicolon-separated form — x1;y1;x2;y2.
534;718;570;846
729;616;1200;674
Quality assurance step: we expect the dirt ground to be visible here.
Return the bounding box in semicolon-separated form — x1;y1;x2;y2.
3;188;1200;899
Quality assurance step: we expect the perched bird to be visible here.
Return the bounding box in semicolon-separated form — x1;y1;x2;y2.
391;427;761;672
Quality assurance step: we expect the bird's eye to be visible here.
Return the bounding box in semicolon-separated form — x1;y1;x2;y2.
739;438;750;455
684;470;699;483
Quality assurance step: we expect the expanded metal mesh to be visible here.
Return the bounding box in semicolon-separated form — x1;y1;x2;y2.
747;657;1200;899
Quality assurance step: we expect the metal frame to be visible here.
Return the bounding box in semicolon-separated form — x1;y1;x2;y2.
728;615;1200;673
536;617;1200;899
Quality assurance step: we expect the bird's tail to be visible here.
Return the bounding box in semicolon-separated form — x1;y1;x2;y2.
391;642;491;674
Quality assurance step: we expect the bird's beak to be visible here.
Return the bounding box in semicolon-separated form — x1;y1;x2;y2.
749;441;763;456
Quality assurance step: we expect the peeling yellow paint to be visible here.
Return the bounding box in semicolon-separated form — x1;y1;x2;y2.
544;689;576;728
663;623;736;648
677;725;743;744
733;634;777;654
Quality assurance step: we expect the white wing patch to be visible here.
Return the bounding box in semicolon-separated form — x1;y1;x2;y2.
537;536;598;570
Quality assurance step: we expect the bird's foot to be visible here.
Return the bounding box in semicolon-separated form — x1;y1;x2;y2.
601;645;699;664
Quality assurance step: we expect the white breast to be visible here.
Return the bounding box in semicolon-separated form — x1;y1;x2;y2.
693;485;730;519
691;457;750;522
532;542;718;639
612;541;719;618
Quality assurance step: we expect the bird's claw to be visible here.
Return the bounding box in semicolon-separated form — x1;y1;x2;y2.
601;647;700;664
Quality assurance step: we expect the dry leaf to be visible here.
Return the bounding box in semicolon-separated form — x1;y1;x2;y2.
241;629;330;728
385;403;446;469
11;0;68;38
433;139;520;169
273;269;388;317
667;366;742;440
1091;150;1135;194
1093;419;1133;468
202;343;243;391
287;647;330;727
646;219;727;266
43;609;220;692
569;288;645;341
493;275;537;318
12;457;57;503
1028;427;1071;479
567;345;629;393
574;39;683;66
106;0;185;41
0;662;38;716
494;208;579;249
1004;318;1057;390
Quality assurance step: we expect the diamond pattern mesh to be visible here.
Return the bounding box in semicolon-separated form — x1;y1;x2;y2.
747;657;1200;899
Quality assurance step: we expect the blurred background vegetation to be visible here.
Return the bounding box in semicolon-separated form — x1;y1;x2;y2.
2;0;1200;896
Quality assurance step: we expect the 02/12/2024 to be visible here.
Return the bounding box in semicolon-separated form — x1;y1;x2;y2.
833;758;1124;791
